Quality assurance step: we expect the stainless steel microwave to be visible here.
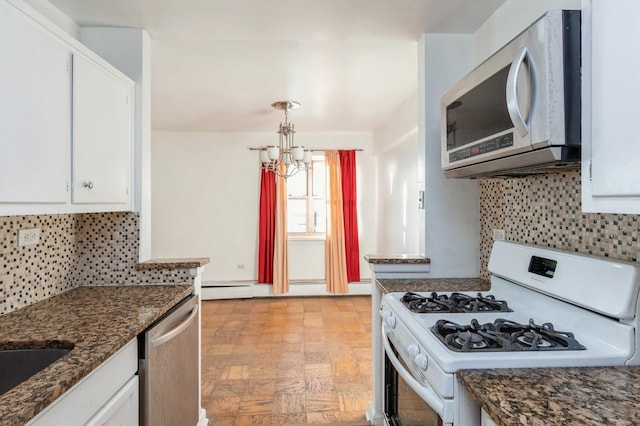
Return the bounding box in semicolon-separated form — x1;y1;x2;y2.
441;9;581;178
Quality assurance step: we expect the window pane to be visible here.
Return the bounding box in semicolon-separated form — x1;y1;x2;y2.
287;167;307;196
313;198;326;233
312;159;325;197
287;199;307;232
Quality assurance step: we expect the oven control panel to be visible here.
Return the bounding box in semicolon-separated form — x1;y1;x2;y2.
528;255;557;278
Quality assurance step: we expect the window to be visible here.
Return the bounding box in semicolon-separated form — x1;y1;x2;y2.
287;154;326;236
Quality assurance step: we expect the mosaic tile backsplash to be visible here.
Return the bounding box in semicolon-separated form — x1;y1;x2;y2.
479;169;640;278
0;212;192;315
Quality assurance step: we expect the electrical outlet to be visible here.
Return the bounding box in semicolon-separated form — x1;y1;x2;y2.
492;229;506;241
18;228;40;246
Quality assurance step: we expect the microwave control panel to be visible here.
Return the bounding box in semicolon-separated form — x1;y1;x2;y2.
449;133;514;162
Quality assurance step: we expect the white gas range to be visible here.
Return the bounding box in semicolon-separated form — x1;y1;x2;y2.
379;241;640;426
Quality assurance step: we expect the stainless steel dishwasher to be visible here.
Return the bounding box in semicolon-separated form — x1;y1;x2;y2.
138;294;199;426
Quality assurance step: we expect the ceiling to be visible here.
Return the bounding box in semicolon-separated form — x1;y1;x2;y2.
49;0;505;133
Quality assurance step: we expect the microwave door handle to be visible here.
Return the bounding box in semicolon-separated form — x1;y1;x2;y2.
506;46;530;137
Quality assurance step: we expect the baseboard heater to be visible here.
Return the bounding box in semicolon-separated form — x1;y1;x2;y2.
201;281;253;300
201;281;371;300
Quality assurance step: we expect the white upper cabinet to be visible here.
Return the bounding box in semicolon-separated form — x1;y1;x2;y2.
582;0;640;213
72;54;132;204
0;0;134;215
0;1;70;204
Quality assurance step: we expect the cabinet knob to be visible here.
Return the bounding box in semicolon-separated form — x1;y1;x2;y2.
83;181;94;189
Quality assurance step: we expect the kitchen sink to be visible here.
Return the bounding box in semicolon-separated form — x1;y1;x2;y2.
0;346;73;395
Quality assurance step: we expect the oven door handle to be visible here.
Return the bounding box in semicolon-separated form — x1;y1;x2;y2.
382;324;446;418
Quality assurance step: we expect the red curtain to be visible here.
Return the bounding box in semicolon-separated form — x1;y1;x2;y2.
258;169;276;283
339;150;360;283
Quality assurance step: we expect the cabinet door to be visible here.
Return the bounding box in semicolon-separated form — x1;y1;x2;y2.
85;376;139;426
72;54;132;204
0;2;70;203
582;0;640;213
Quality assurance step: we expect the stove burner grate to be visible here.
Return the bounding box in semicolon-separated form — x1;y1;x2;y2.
400;292;512;314
431;318;586;352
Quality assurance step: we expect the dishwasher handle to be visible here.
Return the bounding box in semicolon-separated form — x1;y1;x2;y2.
151;303;199;348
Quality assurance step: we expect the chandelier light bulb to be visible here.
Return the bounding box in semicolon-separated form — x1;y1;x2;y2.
267;146;280;161
260;149;270;163
291;146;304;161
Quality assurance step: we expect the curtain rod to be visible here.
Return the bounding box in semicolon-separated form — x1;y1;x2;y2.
248;147;363;152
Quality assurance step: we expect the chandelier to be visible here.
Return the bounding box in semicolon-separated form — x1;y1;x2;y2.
260;101;312;178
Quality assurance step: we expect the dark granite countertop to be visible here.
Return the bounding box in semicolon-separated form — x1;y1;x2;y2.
0;285;193;425
457;367;640;425
376;277;490;294
136;257;210;270
364;254;431;264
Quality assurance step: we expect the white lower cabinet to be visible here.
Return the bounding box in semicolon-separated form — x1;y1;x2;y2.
86;376;139;426
27;339;138;426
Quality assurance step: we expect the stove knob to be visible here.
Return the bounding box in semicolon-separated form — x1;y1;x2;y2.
414;353;428;371
407;344;420;358
385;315;396;329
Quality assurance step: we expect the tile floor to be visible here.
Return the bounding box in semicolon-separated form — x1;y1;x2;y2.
201;295;373;425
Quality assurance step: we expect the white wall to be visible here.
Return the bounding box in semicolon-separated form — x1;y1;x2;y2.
419;33;480;277
371;32;486;266
374;133;420;254
373;94;420;254
373;92;418;154
473;0;582;63
151;131;375;283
